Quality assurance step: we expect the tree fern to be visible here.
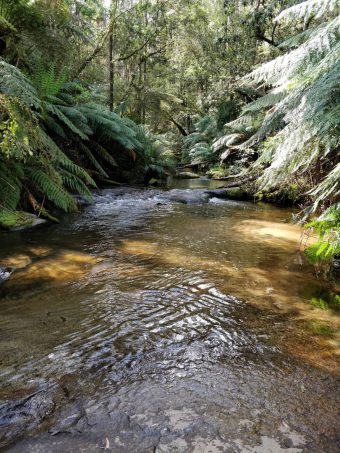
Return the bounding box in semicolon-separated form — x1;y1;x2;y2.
27;166;77;212
61;170;93;201
1;57;169;218
133;125;176;176
88;140;118;167
0;59;41;109
77;141;109;178
245;16;339;87
0;160;22;210
182;115;218;165
0;61;97;215
276;0;339;23
216;0;339;212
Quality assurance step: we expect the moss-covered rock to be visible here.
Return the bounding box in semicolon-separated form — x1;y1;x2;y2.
254;185;305;205
205;187;250;201
224;187;249;200
0;211;47;231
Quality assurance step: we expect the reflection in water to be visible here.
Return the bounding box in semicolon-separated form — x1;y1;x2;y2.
0;184;339;452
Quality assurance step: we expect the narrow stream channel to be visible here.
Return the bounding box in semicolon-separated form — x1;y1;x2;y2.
0;181;339;452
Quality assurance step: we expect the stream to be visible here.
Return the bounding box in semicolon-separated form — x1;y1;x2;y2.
0;180;339;452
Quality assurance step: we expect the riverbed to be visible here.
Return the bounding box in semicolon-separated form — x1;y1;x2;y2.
0;182;339;452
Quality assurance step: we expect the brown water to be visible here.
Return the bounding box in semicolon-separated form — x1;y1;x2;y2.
0;183;339;452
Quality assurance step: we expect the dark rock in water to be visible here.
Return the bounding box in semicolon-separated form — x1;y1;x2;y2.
205;187;250;201
204;188;229;198
73;195;92;207
166;189;210;204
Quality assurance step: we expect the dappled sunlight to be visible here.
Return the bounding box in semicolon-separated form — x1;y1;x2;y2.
119;237;340;370
233;219;304;246
0;254;32;269
3;250;101;289
1;187;339;452
27;246;54;258
120;239;239;277
120;240;160;258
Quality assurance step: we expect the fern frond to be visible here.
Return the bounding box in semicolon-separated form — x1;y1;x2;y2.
27;167;77;212
77;142;109;178
32;64;67;98
89;141;117;167
309;164;340;212
0;59;41;109
0;161;23;210
276;0;339;24
61;170;93;200
245;17;339;87
242;90;287;114
225;113;259;128
44;103;90;140
212;133;245;152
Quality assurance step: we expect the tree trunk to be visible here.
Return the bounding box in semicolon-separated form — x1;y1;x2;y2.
142;58;147;124
109;30;114;111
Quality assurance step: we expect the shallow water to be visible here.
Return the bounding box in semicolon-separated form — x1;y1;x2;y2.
0;183;339;452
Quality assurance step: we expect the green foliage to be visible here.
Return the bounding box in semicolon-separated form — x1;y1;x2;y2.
0;0;338;241
182;98;240;167
0;60;96;214
308;289;340;311
237;2;339;210
304;206;340;264
206;165;229;179
209;0;339;232
32;64;68;98
182;115;217;165
0;55;174;222
134;126;176;179
0;59;152;219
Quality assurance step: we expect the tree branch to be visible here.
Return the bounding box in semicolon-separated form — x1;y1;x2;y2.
255;31;278;48
167;114;188;136
115;38;152;62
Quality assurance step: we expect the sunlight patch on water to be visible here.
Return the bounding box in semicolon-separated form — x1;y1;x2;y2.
233;219;303;244
2;251;100;288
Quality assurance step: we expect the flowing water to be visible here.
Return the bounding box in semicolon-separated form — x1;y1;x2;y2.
0;181;339;452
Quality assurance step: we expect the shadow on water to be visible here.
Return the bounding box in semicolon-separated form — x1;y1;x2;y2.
0;182;339;452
